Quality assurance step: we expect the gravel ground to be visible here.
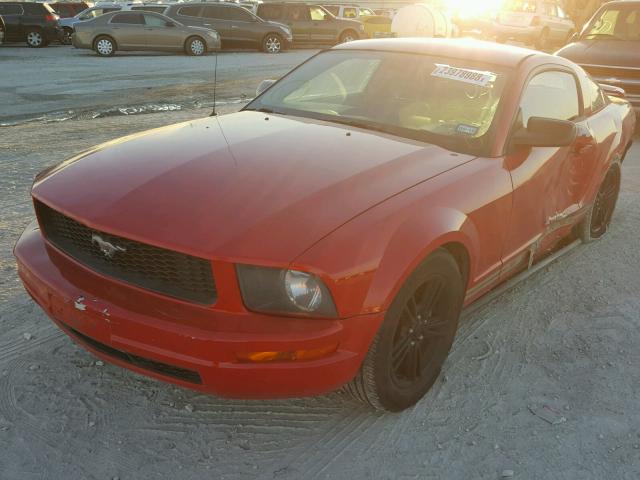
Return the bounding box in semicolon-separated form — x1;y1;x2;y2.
1;45;640;480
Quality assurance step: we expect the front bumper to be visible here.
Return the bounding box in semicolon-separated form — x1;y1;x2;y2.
14;222;382;398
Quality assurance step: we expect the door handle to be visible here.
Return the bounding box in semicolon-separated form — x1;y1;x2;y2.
231;25;239;29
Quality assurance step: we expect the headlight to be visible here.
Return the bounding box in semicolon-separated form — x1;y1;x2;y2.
236;265;337;318
208;31;219;39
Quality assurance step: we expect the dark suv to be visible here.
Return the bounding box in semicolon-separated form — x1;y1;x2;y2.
256;3;364;44
164;2;293;53
0;2;62;47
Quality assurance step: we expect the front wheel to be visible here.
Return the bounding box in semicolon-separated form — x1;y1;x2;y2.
345;249;465;411
262;33;282;53
26;29;45;48
185;36;206;56
578;162;621;242
94;36;116;56
61;28;73;45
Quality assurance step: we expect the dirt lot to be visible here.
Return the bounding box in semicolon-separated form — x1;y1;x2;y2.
1;45;640;480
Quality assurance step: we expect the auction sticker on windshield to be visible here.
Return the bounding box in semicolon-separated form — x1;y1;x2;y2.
431;64;497;87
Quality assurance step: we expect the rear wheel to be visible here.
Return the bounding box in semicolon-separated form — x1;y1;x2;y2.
339;29;358;43
185;36;206;56
262;33;282;53
345;249;465;411
26;29;45;48
578;162;621;242
94;36;115;56
61;27;73;45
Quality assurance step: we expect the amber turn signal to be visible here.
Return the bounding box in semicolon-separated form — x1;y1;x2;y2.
236;343;338;363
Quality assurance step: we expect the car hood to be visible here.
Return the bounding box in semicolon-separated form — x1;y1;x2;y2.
556;40;640;69
32;112;474;263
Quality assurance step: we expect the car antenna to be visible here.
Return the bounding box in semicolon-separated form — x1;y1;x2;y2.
210;50;218;117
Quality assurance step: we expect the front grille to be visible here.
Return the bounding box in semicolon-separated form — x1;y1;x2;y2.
67;325;203;385
35;200;217;305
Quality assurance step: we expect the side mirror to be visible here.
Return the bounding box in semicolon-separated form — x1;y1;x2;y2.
256;79;276;96
511;117;576;149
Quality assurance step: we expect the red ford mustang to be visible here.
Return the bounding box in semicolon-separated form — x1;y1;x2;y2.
15;39;635;411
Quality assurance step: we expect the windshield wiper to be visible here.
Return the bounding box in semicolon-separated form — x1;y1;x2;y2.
244;107;285;115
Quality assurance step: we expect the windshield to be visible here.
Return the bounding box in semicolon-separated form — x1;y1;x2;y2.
245;50;509;155
583;6;640;40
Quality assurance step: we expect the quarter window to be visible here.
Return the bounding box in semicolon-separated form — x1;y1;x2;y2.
110;12;144;24
519;71;580;125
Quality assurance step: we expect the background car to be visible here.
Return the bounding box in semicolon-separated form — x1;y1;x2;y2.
0;15;5;44
322;4;393;38
72;10;220;56
59;3;168;44
492;0;575;49
164;2;292;53
49;2;91;19
256;2;364;44
556;0;640;111
0;2;62;47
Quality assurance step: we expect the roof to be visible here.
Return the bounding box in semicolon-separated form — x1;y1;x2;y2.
333;38;543;68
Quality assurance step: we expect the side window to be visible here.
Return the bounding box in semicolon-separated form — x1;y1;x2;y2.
0;4;24;15
177;6;202;17
257;4;282;20
110;12;144;24
542;3;557;16
557;5;566;18
519;71;580;126
143;13;169;27
324;6;339;16
225;7;254;22
203;5;225;19
286;5;310;21
309;6;327;21
343;7;357;18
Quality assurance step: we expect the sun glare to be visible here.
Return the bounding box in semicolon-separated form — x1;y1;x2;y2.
444;0;506;19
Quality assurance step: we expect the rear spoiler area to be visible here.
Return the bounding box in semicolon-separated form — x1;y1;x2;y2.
599;83;626;99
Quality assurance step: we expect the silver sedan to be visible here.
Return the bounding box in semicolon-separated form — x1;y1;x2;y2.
72;11;221;56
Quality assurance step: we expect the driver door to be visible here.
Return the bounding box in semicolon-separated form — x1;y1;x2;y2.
500;68;584;279
308;6;335;42
143;13;184;48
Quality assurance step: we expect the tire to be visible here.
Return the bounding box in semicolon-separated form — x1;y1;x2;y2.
185;36;206;56
61;28;73;45
345;249;465;411
262;33;282;53
339;29;358;44
26;29;45;48
94;36;115;57
578;162;621;243
535;27;549;50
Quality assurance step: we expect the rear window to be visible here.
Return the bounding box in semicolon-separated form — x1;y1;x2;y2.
24;3;50;15
257;4;283;20
177;5;202;17
110;12;144;24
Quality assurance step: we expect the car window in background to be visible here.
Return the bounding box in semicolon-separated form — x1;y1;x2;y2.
143;13;168;27
344;7;357;18
223;7;254;22
520;71;580;125
248;50;509;154
360;8;375;15
257;4;282;20
310;6;328;21
324;6;339;16
541;3;557;16
505;0;536;13
557;5;567;19
0;4;24;15
177;5;202;17
287;5;309;21
132;6;167;14
111;12;144;24
584;7;640;40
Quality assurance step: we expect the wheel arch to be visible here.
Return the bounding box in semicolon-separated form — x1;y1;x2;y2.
93;34;116;50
